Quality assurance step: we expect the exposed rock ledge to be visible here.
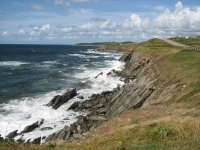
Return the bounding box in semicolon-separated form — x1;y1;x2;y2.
45;48;179;143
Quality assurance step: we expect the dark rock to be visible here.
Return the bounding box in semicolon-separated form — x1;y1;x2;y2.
76;116;87;125
79;102;93;109
17;138;25;143
31;137;41;145
76;116;89;132
70;123;77;133
67;101;80;110
77;95;84;99
42;136;46;139
46;125;72;141
46;88;77;109
41;127;53;131
22;119;44;133
25;139;31;144
95;72;103;78
97;108;107;114
6;130;18;139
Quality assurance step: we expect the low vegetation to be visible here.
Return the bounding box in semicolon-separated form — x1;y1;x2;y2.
1;38;200;150
169;37;200;47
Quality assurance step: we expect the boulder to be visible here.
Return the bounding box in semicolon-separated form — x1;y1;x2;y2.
45;125;72;141
41;127;53;131
47;88;77;109
6;130;18;139
67;101;80;110
78;102;93;109
22;119;44;133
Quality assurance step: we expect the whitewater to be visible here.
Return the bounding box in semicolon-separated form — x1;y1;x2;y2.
0;44;124;142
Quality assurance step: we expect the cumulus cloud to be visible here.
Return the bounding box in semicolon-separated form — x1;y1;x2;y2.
30;24;51;36
79;22;96;31
30;4;43;10
175;1;183;11
1;1;200;43
18;29;26;35
153;1;200;33
100;20;116;30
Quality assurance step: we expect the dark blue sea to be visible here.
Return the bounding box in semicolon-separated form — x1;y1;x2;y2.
0;44;124;142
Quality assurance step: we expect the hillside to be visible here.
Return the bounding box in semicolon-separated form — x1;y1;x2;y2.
1;38;200;150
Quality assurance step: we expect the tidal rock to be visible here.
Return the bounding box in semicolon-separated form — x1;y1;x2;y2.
95;72;103;78
47;88;77;109
22;119;44;133
31;137;41;145
41;127;53;131
67;101;80;110
6;130;18;139
77;95;84;99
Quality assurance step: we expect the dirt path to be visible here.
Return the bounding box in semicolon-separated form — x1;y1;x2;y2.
162;39;186;47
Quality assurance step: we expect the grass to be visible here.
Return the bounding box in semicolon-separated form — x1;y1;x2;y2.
136;38;200;106
169;37;200;47
57;107;200;150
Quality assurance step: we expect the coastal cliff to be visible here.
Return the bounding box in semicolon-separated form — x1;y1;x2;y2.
1;38;199;149
44;39;197;143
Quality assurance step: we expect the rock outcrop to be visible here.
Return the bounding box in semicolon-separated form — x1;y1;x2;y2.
46;88;77;109
22;119;44;133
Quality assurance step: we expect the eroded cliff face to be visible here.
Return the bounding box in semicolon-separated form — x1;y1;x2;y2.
105;48;182;118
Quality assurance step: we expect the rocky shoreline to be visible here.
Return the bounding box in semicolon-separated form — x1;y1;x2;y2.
2;47;159;145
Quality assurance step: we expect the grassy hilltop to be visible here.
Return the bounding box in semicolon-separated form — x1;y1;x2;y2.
1;38;200;150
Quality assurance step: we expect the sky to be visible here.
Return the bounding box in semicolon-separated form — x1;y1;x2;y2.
0;0;200;44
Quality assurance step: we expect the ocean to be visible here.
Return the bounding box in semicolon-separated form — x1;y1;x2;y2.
0;44;124;142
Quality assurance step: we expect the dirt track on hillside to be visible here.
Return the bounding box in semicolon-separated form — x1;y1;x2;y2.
162;39;186;47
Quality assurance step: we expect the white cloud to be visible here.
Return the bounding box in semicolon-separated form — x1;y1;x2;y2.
2;31;9;37
18;29;25;35
79;22;96;31
41;24;51;31
30;4;43;10
100;20;116;30
1;1;200;44
30;24;51;36
175;1;183;11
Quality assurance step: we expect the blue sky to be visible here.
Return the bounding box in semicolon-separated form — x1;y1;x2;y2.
0;0;200;44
